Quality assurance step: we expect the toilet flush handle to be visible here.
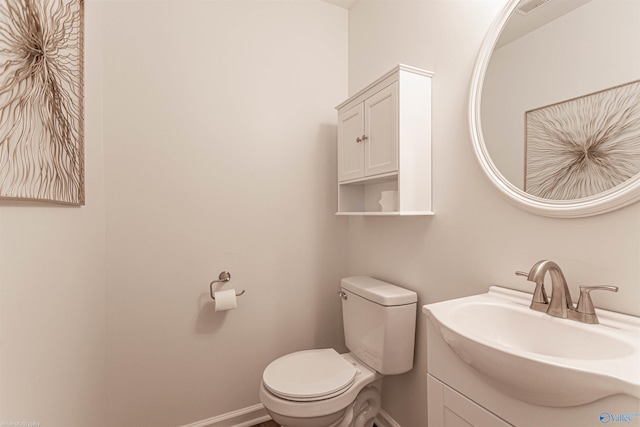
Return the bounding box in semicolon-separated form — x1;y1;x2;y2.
337;291;348;300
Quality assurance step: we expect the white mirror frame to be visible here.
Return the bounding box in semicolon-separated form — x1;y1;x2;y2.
469;0;640;218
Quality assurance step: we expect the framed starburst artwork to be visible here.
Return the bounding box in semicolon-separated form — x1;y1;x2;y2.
525;80;640;201
0;0;84;205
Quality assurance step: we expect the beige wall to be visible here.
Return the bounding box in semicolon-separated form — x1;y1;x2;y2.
0;2;107;426
101;1;348;425
346;1;640;426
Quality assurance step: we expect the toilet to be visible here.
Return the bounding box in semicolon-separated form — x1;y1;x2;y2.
259;276;417;427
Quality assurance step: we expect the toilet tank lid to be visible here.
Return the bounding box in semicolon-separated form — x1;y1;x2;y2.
341;276;417;306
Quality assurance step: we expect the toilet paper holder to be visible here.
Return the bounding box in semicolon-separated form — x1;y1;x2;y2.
209;271;246;300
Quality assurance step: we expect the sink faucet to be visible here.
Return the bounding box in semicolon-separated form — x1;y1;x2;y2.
516;260;572;317
515;261;548;313
516;260;619;323
526;260;573;318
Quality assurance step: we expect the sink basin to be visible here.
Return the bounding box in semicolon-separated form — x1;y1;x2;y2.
424;286;640;407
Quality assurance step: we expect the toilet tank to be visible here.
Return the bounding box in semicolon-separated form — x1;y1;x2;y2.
341;276;417;375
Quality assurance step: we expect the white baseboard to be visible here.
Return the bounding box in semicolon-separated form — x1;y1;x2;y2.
374;409;402;427
179;403;271;427
180;404;400;427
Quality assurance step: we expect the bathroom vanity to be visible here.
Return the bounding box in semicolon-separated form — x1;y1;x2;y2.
424;287;640;427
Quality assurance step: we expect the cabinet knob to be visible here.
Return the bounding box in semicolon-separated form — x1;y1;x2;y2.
355;135;368;143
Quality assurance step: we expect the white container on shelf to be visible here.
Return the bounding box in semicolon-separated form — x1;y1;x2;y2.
378;190;397;212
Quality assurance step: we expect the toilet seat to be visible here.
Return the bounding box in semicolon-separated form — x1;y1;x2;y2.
262;349;358;402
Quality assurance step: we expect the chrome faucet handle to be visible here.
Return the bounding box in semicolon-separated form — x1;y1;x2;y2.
516;270;548;312
571;285;619;324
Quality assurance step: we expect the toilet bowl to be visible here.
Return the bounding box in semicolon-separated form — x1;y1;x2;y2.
259;276;417;427
259;351;382;427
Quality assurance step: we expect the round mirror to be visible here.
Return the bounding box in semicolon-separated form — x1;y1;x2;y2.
470;0;640;218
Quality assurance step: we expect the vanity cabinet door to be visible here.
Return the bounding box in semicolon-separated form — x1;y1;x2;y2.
364;82;398;177
338;103;365;182
428;375;513;427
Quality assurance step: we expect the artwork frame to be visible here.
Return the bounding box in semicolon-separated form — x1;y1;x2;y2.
0;0;85;205
524;80;640;201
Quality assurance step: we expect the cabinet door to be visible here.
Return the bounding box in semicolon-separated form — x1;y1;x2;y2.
428;375;513;427
364;82;398;177
338;103;365;182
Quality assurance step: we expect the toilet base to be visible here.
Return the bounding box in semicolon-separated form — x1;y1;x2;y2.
260;353;383;427
345;382;382;427
265;379;382;427
266;407;346;427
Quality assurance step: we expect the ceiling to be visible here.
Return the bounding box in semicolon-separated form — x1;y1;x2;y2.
497;0;592;47
320;0;592;46
322;0;357;10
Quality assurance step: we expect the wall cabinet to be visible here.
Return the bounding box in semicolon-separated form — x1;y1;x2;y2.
335;65;433;216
